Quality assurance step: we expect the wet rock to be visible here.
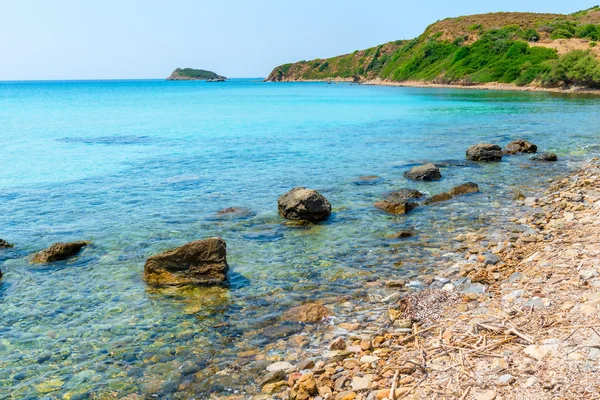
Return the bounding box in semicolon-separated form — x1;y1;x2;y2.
531;153;558;162
0;239;14;249
262;380;289;394
403;163;441;181
261;369;287;386
216;207;253;217
32;241;90;263
375;189;422;215
330;337;347;350
143;238;228;286
354;175;382;185
278;187;332;222
386;230;413;239
466;144;503;162
504;139;537;155
282;302;330;323
425;182;479;204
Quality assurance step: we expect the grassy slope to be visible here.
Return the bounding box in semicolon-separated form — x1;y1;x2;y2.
266;7;600;88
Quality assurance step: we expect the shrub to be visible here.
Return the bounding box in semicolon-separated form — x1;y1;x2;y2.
544;50;600;87
521;28;540;42
575;24;600;40
591;41;598;47
551;28;574;39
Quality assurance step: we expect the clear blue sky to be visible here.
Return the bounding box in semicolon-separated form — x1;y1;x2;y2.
0;0;594;80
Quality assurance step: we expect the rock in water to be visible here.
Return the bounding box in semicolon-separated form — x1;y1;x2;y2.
0;239;14;248
278;187;332;222
466;144;503;162
504;139;538;154
144;238;229;286
531;153;558;162
403;163;441;181
374;189;422;215
32;241;90;263
426;182;480;204
282;302;330;323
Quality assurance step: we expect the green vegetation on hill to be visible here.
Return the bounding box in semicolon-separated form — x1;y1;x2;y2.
167;68;226;81
266;7;600;89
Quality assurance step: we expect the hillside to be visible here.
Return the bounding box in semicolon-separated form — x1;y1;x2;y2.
266;7;600;89
167;68;226;81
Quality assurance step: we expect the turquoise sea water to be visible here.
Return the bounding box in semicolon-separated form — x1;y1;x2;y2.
1;79;600;398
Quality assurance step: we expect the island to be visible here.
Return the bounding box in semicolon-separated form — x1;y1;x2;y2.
266;6;600;91
167;68;227;82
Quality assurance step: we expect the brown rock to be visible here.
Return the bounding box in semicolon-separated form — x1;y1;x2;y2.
403;163;441;181
375;189;422;215
216;207;253;217
386;230;413;239
504;139;537;155
466;144;503;162
0;239;14;249
290;373;317;400
531;153;558;162
336;391;357;400
32;241;90;263
282;302;330;323
360;339;373;351
425;182;479;204
278;187;332;222
143;238;229;286
329;337;347;350
262;380;289;394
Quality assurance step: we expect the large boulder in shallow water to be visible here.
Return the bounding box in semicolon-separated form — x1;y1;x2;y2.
278;187;331;222
282;302;330;323
144;238;229;286
375;189;422;215
425;182;479;204
531;153;557;162
466;144;503;162
32;241;90;263
0;239;14;249
504;139;537;155
404;163;441;181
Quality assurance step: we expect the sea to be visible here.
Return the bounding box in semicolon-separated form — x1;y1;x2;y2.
1;79;600;398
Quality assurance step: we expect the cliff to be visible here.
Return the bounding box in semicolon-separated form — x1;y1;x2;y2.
167;68;226;81
266;7;600;89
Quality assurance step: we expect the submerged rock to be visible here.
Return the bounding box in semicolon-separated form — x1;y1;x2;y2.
0;239;14;249
278;187;332;222
32;241;90;263
504;139;538;155
143;238;229;286
531;153;558;162
425;182;479;204
403;163;441;181
466;144;503;162
374;189;423;215
387;230;414;239
282;302;330;323
216;207;254;218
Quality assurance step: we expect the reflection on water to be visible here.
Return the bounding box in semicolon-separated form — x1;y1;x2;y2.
1;79;600;398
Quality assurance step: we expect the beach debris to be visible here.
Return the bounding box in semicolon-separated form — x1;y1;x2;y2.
282;302;330;323
403;162;441;181
375;189;422;215
278;187;332;222
31;241;90;263
504;139;538;154
466;143;503;161
143;237;228;286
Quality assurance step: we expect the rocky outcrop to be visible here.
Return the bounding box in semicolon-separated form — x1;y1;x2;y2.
403;163;441;181
278;187;332;222
504;139;538;154
282;302;330;323
0;239;14;249
425;182;479;204
167;68;226;81
466;144;503;162
375;189;423;215
144;238;229;286
531;153;558;162
32;241;90;263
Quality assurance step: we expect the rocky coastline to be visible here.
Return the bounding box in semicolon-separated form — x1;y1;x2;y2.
231;158;600;400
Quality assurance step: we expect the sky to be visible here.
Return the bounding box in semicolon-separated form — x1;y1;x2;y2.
0;0;595;80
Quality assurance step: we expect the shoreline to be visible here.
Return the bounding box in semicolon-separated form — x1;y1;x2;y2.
248;158;600;400
269;77;600;96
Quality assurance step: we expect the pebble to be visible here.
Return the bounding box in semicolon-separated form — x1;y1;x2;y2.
359;355;379;363
330;337;347;351
335;391;357;400
351;375;372;391
497;374;515;386
266;361;295;373
475;389;497;400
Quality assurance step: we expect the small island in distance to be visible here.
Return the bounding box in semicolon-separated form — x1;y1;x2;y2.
167;68;227;81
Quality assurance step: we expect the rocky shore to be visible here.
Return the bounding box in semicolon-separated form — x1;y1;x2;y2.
232;158;600;400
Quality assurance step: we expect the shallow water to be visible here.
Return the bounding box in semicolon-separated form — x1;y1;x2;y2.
1;79;600;398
